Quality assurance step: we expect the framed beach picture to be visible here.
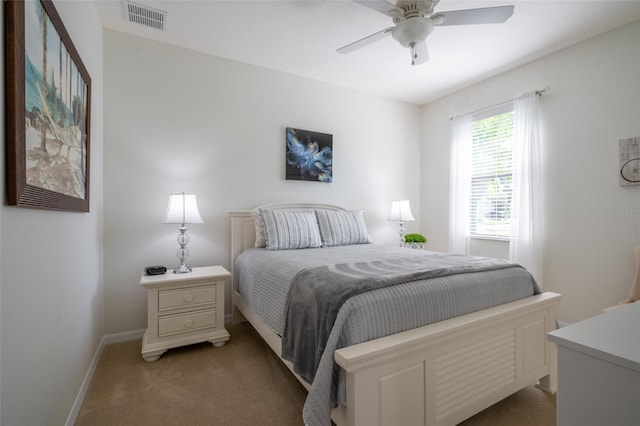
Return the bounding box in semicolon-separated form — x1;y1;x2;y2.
5;0;91;212
285;127;333;182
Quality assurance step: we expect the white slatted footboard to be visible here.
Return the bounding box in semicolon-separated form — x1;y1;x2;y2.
333;292;560;426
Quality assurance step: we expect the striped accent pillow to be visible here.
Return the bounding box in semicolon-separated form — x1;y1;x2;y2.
315;209;371;247
259;209;322;250
254;211;266;248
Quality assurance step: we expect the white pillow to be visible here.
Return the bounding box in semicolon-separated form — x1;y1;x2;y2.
315;209;371;247
259;209;322;250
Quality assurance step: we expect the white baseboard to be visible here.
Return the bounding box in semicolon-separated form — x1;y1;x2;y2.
104;328;145;344
65;329;146;426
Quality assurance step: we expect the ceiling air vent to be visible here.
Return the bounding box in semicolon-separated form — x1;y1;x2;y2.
123;1;167;31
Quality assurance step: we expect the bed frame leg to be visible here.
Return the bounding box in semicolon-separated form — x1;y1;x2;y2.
231;305;246;325
536;341;558;394
536;375;556;394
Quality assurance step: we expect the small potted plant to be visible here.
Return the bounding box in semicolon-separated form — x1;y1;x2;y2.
403;233;427;249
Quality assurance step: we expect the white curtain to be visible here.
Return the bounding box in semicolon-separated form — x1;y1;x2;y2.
509;91;543;282
448;113;473;254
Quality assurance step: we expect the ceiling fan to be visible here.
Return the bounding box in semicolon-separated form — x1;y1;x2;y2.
337;0;514;65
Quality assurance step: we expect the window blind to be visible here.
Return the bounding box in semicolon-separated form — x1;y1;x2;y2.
470;108;514;238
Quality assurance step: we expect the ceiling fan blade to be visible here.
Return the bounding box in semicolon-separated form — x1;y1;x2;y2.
434;5;514;26
337;27;394;54
411;40;429;65
353;0;401;17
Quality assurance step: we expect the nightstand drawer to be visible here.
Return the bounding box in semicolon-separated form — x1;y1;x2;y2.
158;285;216;311
158;309;216;337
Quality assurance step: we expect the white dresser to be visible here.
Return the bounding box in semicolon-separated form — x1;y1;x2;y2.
547;302;640;426
140;265;230;361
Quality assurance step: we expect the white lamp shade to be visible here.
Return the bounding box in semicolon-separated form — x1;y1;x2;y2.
389;200;415;222
162;193;204;224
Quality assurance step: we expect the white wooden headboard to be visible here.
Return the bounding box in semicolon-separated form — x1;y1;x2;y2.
227;202;345;295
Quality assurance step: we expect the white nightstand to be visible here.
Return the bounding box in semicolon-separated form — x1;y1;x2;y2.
140;265;230;362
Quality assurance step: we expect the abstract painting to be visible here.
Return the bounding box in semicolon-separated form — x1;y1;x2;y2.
6;0;91;211
285;127;332;182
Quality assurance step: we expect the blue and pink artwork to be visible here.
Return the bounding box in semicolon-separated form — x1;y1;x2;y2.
286;127;333;182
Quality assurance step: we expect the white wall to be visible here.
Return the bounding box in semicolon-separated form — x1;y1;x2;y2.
0;1;104;425
422;20;640;323
103;30;422;334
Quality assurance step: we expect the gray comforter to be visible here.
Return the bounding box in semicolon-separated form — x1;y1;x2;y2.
281;253;535;384
235;245;540;426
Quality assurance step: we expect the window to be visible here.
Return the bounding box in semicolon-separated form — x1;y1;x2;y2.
470;106;514;239
450;91;541;276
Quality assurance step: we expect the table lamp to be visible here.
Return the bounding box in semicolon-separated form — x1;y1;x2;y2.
389;199;415;245
162;192;203;273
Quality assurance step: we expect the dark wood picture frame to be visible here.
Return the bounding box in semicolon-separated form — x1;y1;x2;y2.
5;0;91;212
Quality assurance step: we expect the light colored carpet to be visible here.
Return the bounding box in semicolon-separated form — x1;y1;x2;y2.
76;322;556;425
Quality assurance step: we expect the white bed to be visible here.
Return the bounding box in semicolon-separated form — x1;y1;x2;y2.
229;202;561;426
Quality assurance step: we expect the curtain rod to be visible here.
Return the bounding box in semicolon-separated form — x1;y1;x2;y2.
449;87;550;121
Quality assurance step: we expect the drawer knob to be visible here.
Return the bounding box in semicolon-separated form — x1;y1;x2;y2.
184;294;193;303
184;319;193;328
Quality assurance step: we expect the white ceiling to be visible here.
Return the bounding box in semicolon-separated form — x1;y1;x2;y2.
95;0;640;105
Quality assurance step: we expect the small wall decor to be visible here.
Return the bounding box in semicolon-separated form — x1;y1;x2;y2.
286;127;332;182
619;137;640;186
6;0;92;211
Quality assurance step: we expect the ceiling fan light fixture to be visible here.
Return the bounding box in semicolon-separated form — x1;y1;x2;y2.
391;17;434;47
